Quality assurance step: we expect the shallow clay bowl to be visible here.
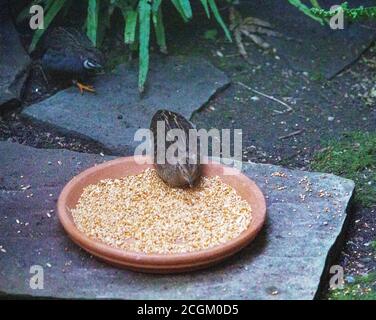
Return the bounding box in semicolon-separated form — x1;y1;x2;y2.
57;156;266;273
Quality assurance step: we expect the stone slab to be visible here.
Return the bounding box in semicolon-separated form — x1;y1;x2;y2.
239;0;376;79
22;56;229;154
0;3;30;108
0;142;354;299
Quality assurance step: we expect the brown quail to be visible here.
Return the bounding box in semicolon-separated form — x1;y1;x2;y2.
150;110;201;188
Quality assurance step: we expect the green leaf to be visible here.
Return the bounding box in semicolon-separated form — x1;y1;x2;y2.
310;3;376;21
29;0;67;52
87;0;100;46
152;0;162;13
138;0;151;93
204;29;217;41
153;6;167;53
288;0;324;24
309;0;321;9
200;0;210;18
124;10;138;44
178;0;193;19
171;0;188;22
208;0;231;41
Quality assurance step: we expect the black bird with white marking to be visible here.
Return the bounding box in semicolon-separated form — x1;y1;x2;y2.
40;27;104;94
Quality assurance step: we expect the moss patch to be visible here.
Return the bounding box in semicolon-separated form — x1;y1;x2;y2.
311;132;376;207
329;273;376;300
313;132;376;300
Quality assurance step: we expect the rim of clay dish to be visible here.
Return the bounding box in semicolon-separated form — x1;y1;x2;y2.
57;156;266;273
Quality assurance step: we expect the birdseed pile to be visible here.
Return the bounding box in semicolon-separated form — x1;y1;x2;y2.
71;168;252;254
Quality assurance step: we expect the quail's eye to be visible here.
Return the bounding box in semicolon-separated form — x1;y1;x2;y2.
83;59;102;70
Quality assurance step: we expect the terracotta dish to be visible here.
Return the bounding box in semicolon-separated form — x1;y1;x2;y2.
57;156;266;273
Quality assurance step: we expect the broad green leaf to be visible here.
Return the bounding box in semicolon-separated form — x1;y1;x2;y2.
200;0;210;18
288;0;324;24
124;10;138;44
138;0;151;93
171;0;188;22
153;6;167;53
208;0;231;41
152;0;162;13
151;0;161;25
29;0;66;52
178;0;193;19
87;0;99;46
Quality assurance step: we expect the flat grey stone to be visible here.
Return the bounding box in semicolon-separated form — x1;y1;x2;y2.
0;4;30;108
0;142;354;299
22;56;229;155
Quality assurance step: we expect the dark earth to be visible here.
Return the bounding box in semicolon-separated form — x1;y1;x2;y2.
1;0;376;298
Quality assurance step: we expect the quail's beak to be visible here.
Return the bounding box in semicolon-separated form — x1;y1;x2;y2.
93;63;104;74
187;176;194;188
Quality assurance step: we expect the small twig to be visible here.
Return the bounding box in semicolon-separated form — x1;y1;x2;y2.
278;129;305;140
236;82;293;114
316;146;330;154
224;53;242;58
360;24;376;31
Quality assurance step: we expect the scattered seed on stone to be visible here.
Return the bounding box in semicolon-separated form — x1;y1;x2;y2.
71;168;252;254
271;171;287;178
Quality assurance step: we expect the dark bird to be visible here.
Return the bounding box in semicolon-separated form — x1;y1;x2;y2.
150;110;201;188
40;27;104;94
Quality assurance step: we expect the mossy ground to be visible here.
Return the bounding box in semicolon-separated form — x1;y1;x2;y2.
311;132;376;300
311;132;376;207
329;272;376;300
